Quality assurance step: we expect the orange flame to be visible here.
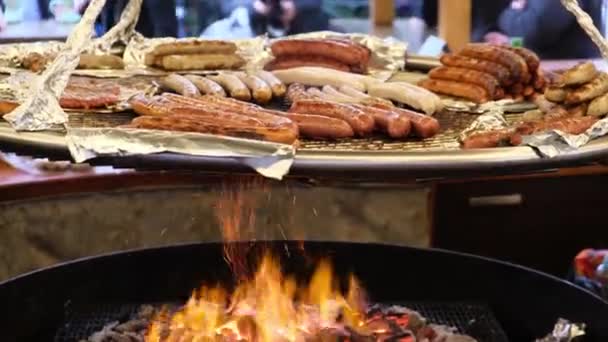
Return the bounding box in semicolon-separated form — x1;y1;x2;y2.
145;253;368;342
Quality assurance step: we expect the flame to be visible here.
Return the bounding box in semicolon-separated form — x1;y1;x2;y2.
145;253;368;342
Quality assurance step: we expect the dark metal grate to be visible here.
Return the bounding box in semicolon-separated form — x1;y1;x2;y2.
54;301;510;342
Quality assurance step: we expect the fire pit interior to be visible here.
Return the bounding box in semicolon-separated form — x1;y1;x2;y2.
1;241;608;341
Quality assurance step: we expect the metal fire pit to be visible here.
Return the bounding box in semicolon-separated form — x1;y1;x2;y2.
1;241;607;341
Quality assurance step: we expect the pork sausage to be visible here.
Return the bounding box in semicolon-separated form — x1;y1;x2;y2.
289;99;375;136
418;79;490;103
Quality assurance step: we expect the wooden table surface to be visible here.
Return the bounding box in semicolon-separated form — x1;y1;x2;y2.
0;20;76;43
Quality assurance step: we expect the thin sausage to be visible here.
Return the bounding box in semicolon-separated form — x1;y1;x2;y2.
289;99;375;136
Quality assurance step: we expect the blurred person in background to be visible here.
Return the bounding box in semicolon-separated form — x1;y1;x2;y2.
496;0;603;58
0;0;6;31
421;0;602;59
249;0;328;37
75;0;178;37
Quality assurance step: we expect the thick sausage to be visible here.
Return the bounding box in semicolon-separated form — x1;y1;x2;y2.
158;54;245;71
544;86;567;102
558;61;598;86
371;103;440;138
207;73;251;101
150;40;237;57
498;46;540;72
418;78;490;103
159;74;201;97
286;113;354;139
440;54;512;86
255;70;286;97
184;75;226;96
516;116;598;136
265;56;351;72
429;66;500;99
460;44;530;84
130;114;297;145
270;39;369;71
350;104;411;138
289;99;375;136
272;67;367;91
234;72;273;104
564;72;608;105
461;130;514;149
368;82;438;115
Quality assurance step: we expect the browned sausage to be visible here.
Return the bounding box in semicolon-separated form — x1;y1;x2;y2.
498;46;540;72
429;66;500;99
270;39;369;72
286;113;354;139
509;83;524;96
265;56;351;72
419;78;490;103
289;99;375;136
350;104;411;138
286;83;315;102
461;130;514;149
159;74;201;97
371;103;440;138
440;54;512;86
130;114;298;145
516;116;598;136
460;44;530;84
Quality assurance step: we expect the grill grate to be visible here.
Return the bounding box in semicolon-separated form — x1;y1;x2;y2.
54;301;510;342
65;109;524;153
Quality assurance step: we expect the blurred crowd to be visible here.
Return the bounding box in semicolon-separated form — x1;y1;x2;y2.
0;0;604;59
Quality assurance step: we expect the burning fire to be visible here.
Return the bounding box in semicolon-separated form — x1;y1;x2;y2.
145;253;367;342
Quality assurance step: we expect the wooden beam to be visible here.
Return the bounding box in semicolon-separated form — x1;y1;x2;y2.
370;0;395;26
438;0;472;51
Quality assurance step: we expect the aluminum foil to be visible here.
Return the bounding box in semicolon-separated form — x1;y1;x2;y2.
535;319;586;342
0;41;64;69
273;31;408;80
2;0;109;131
65;127;295;180
457;101;513;142
523;116;608;158
443;98;536;114
123;35;269;75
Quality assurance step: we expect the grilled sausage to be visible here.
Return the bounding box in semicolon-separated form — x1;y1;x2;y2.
418;79;490;104
184;75;226;97
234;72;273;104
440;54;512;86
588;91;608;117
461;130;514;149
207;73;251;101
159;74;201;97
498;46;540;72
286;113;354;139
255;70;286;97
270;39;370;72
351;104;411;138
130;114;297;145
558;61;598;87
516;116;598;136
371;103;440;138
157;54;245;71
367;82;438;115
272;67;367;92
544;86;567;102
429;66;500;99
564;72;608;105
289;99;375;136
265;56;351;72
286;83;314;102
460;44;530;84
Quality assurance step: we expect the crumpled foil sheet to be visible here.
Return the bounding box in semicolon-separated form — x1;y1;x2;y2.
523;116;608;157
65;127;295;180
122;35;269;75
458;100;513;142
535;318;586;342
1;0;110;131
274;31;407;80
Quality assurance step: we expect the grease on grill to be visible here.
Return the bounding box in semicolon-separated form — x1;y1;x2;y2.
54;302;508;342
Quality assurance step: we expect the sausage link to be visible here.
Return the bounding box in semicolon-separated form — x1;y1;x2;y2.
371;103;440;138
270;39;369;71
289;99;375;136
460;44;530;84
265;56;351;72
429;66;500;99
286;113;354;139
350;104;411;138
419;78;490;103
461;130;514;149
440;54;512;86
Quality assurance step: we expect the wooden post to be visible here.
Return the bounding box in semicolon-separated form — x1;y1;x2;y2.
370;0;395;26
438;0;472;51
